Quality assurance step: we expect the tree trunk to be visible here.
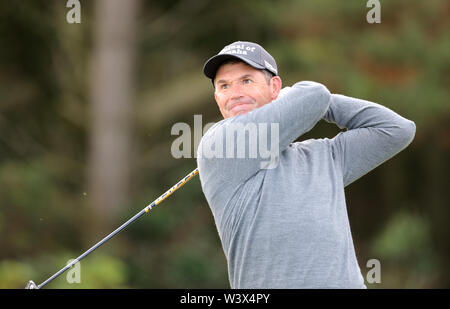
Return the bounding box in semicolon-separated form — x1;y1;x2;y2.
88;0;140;234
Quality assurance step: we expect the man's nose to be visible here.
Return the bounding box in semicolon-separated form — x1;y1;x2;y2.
229;83;245;100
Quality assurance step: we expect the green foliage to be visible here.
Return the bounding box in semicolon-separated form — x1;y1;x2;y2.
369;212;438;288
372;212;431;261
50;253;128;289
0;253;127;289
0;260;35;289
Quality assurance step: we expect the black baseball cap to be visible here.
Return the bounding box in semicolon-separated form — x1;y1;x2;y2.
203;41;278;81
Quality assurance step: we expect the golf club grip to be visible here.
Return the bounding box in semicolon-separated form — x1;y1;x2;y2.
146;168;199;211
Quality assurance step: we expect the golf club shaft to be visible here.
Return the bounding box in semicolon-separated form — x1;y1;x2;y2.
37;168;199;289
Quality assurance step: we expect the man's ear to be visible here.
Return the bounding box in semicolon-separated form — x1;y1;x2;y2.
271;76;282;100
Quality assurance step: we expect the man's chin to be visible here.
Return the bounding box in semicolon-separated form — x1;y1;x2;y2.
234;110;250;116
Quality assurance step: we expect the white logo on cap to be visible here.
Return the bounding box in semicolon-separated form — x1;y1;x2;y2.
220;44;256;55
264;60;276;72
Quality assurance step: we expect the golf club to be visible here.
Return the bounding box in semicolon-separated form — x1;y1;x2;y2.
25;168;199;289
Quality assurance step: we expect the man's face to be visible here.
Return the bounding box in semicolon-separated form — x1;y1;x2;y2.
214;62;281;119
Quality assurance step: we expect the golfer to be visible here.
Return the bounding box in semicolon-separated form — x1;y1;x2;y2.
197;41;416;288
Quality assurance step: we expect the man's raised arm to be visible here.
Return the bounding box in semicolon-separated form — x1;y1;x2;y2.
323;93;416;187
197;81;331;192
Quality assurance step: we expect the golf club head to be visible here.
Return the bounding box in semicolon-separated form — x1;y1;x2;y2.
25;280;38;289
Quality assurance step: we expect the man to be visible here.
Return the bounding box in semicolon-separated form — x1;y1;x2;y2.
197;41;416;288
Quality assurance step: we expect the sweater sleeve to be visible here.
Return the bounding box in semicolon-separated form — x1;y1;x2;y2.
323;94;416;187
197;81;331;198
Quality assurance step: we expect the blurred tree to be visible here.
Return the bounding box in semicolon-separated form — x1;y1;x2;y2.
88;0;141;234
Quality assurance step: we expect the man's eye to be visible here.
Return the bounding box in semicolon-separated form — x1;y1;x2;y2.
221;84;229;90
243;79;252;84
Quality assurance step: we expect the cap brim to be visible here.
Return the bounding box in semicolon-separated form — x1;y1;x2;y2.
203;54;266;80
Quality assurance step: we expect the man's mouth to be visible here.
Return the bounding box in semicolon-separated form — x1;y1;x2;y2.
228;100;254;114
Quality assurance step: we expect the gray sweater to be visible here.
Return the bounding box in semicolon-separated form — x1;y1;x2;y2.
197;81;416;288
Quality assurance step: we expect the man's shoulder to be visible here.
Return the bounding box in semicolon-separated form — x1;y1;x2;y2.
201;118;229;138
289;137;340;163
